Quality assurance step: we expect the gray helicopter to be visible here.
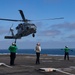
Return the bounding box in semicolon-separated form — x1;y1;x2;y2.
0;10;64;43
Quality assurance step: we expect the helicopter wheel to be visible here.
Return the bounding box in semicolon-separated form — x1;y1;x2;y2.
32;33;35;37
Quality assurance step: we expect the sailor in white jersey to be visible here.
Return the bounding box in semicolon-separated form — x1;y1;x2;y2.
35;42;41;64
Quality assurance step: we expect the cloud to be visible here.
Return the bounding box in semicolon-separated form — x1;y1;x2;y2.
36;22;75;42
38;29;61;37
0;25;17;35
0;26;8;35
50;22;75;31
67;34;75;39
35;22;45;30
1;38;75;49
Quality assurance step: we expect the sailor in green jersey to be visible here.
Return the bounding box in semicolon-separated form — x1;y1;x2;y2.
9;42;18;66
64;46;69;60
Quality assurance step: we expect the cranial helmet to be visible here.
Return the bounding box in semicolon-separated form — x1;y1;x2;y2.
12;42;16;45
65;46;68;48
37;42;40;45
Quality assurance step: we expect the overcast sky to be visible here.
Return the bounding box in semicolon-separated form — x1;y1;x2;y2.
0;0;75;49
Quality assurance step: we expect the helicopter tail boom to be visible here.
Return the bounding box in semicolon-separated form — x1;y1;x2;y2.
5;36;15;39
4;36;21;39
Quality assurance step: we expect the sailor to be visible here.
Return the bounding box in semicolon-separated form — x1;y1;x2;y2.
64;46;69;60
35;42;41;64
8;42;18;66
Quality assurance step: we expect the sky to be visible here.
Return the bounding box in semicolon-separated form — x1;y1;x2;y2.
0;0;75;49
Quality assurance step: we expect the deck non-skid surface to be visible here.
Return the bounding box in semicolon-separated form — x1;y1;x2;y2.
0;55;75;75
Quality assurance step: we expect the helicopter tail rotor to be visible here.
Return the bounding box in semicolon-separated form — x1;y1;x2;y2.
8;24;14;36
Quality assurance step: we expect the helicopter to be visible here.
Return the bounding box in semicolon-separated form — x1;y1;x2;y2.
0;10;64;43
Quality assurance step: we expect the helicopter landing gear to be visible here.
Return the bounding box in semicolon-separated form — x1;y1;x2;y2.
32;33;35;37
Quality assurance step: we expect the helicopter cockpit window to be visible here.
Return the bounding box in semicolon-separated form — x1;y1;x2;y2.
18;23;23;30
16;23;24;35
31;24;36;29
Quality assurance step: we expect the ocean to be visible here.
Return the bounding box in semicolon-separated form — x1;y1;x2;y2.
0;49;75;56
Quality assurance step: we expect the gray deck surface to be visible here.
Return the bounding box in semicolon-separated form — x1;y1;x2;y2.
0;54;75;75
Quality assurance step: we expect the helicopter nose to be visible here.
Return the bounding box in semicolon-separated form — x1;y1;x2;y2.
30;26;36;33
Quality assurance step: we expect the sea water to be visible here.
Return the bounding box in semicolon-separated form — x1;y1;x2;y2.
0;49;75;56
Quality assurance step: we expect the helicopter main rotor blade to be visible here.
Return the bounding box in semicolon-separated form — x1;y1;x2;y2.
19;10;25;21
19;10;31;22
42;17;64;20
0;18;23;22
0;17;64;22
19;10;28;22
31;17;64;21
